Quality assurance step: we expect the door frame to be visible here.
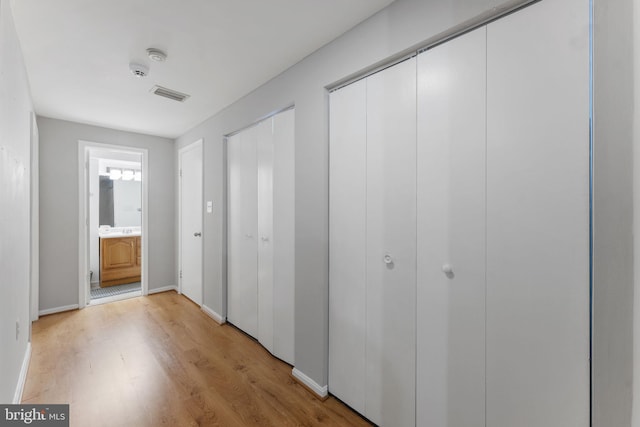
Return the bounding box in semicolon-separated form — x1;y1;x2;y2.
178;139;204;304
30;112;39;321
77;140;149;308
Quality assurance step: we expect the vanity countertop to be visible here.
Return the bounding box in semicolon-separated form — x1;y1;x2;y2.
99;227;141;238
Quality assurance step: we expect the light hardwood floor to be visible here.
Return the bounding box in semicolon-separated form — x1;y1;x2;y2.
23;291;371;426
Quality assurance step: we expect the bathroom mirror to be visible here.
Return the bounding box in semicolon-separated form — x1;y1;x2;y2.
99;175;142;227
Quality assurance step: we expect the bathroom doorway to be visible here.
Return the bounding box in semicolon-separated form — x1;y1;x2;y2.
78;141;149;307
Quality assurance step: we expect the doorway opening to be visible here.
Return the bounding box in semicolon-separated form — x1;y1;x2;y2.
78;141;149;307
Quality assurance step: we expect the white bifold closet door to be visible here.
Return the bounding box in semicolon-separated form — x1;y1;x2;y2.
257;119;275;353
329;57;416;427
227;109;295;365
416;26;487;427
331;0;588;425
328;78;367;414
271;109;295;363
485;0;589;425
228;125;259;338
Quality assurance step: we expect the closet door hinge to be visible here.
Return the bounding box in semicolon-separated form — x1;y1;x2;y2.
179;270;182;279
179;169;182;177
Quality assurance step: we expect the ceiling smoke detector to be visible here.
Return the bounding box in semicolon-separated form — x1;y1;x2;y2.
147;48;167;62
129;63;149;78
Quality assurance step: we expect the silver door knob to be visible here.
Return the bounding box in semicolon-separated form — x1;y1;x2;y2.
193;232;202;237
383;254;393;264
261;236;270;242
441;264;453;275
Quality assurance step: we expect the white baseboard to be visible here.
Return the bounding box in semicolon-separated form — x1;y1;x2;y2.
148;285;177;295
13;342;31;403
39;304;79;316
202;305;226;325
292;367;328;399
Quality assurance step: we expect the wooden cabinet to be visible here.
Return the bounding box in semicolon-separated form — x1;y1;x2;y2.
100;236;141;287
136;237;141;266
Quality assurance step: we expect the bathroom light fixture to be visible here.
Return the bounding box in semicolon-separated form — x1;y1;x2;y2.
122;169;135;181
107;167;142;181
109;168;122;180
147;48;167;62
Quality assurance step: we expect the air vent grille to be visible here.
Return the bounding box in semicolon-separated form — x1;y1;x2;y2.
150;85;190;102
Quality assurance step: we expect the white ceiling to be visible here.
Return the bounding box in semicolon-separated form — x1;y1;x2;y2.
12;0;394;138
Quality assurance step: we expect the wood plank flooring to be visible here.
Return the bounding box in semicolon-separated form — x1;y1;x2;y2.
23;291;371;426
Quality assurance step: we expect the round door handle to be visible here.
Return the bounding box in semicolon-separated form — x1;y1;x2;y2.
441;264;453;275
261;236;270;242
193;232;202;237
383;254;393;264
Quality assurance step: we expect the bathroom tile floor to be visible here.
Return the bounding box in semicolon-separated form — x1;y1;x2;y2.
90;282;141;300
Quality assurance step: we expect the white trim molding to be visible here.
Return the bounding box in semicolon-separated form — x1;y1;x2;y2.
202;305;226;325
291;368;328;399
30;112;39;322
77;141;150;309
148;285;178;295
39;304;79;317
13;343;32;403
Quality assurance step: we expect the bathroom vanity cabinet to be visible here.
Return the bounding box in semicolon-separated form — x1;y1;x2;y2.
100;236;141;287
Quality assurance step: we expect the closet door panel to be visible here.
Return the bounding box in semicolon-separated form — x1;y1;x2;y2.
417;27;486;427
486;1;590;426
365;57;416;427
273;108;295;365
328;80;367;413
227;127;259;339
257;120;275;353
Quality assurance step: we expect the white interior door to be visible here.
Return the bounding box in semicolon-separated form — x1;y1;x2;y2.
257;120;275;353
272;108;295;365
227;127;259;338
329;79;367;414
417;27;487;427
365;57;417;427
486;0;590;425
180;140;203;306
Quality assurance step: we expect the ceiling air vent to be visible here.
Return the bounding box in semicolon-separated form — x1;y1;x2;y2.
150;85;190;102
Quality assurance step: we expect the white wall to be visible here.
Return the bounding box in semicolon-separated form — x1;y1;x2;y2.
0;0;34;403
38;117;175;312
175;0;543;392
